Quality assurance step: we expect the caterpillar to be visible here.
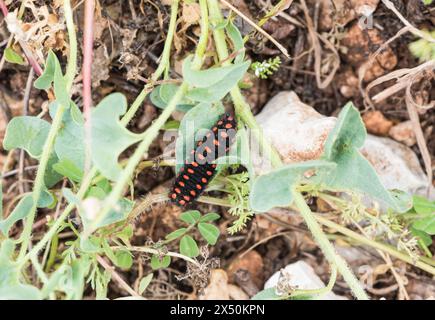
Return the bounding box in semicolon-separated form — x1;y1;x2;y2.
170;113;237;206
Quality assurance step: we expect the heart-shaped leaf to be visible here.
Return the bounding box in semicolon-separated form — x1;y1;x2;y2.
316;103;407;212
3;116;51;159
91;93;142;181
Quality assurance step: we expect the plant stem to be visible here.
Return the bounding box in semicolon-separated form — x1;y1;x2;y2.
292;190;369;300
152;0;180;80
120;0;180;126
207;0;283;168
315;214;435;274
64;0;77;91
18;103;66;259
115;245;201;267
18;0;77;260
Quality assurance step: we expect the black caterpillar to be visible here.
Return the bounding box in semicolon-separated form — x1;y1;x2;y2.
170;113;237;206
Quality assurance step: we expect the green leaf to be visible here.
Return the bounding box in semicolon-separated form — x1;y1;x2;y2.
183;55;250;103
81;198;134;234
53;158;83;182
200;212;220;222
114;250;133;269
180;210;201;225
150;254;171;270
3;116;50;158
4;47;25;65
138;273;153;294
0;195;33;236
316;103;407;212
79;236;102;253
44;154;64;188
50;102;85;174
53;55;70;108
0;240;42;300
411;226;432;246
413;216;435;235
226;21;245;64
198;222;219;245
250;160;336;212
180;235;200;257
252;287;282;300
412;196;435;215
34;51;57;90
91;93;142;181
165;228;188;241
175;102;224;172
150;84;194;111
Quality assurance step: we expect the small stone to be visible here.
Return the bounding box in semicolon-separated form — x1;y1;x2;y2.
264;261;348;300
388;121;417;147
362;111;394;136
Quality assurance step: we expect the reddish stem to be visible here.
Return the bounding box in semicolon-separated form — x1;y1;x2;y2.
0;0;8;17
83;0;95;173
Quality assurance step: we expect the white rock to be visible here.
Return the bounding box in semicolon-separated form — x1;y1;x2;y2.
255;91;430;196
264;261;347;300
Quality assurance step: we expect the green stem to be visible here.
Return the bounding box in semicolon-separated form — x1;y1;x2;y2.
290;265;337;299
292;190;369;300
207;0;283;168
112;245;200;267
152;0;180;80
192;0;209;69
18;103;66;259
64;0;77;91
18;0;77;260
315;214;435;274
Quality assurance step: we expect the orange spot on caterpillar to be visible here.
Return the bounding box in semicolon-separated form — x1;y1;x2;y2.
179;181;185;187
220;131;228;138
225;123;233;129
187;168;194;174
204;146;212;153
190;190;196;196
171;193;177;199
175;188;181;194
196;184;202;190
183;175;190;180
191;162;199;167
201;178;207;183
179;199;186;205
213;140;219;146
206;171;213;176
183;195;190;201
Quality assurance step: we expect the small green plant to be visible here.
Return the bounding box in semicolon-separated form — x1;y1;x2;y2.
251;57;281;79
409;30;435;62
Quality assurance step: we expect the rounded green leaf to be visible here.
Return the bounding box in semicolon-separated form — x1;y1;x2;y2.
165;228;187;241
150;254;171;270
198;223;219;245
114;250;133;269
180;210;201;225
180;235;199;257
200;213;220;222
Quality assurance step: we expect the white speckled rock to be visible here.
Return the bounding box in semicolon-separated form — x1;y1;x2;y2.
264;261;348;300
255;91;430;196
